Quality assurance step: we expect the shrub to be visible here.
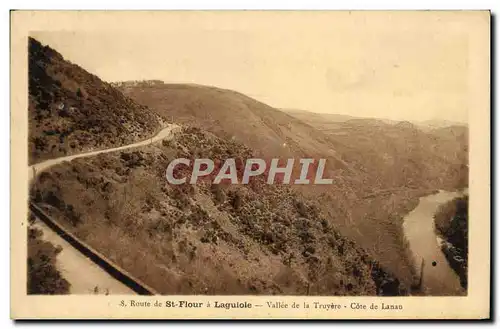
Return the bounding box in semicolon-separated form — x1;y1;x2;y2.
434;195;468;289
211;184;225;204
27;227;70;294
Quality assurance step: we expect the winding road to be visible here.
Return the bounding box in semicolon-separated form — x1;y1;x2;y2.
29;124;181;181
29;123;180;294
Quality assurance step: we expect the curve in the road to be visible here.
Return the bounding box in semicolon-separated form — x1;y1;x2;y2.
28;123;181;295
29;123;181;181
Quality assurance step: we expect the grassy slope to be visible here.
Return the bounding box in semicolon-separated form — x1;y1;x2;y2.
434;196;469;289
116;81;468;287
26;39;469;296
28;38;162;165
27;219;70;294
30;127;407;295
114;82;350;166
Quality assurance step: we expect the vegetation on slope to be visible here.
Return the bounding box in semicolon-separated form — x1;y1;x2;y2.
114;81;343;162
286;113;469;192
434;195;469;289
27;215;70;294
117;80;467;192
116;80;468;288
30;127;408;296
28;38;163;164
26;36;468;296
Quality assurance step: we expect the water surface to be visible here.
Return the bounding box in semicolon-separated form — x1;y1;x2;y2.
402;190;466;296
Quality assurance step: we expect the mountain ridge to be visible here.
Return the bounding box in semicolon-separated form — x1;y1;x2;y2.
28;38;163;165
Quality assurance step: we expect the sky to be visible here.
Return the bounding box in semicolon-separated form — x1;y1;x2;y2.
31;11;472;123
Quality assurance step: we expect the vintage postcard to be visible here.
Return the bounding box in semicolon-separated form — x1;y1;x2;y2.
10;10;490;319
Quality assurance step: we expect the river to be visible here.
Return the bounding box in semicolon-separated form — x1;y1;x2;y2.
402;189;467;296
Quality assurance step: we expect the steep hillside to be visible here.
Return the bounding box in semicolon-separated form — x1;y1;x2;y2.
434;195;469;290
26;42;468;296
30;127;407;296
318;119;469;190
114;81;349;170
28;38;163;164
116;80;468;284
27;42;409;295
283;108;468;191
27;218;70;294
117;80;467;192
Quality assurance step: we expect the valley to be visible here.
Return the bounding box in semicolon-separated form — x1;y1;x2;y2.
27;39;468;297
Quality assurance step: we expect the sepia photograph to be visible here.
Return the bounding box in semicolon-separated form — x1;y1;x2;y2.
10;10;490;319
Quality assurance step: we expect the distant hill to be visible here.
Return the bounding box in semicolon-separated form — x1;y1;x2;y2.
286;109;467;132
282;109;359;123
416;119;468;131
28;44;469;296
31;126;408;296
116;80;467;192
284;109;398;131
28;38;163;164
28;42;410;297
116;80;468;284
286;110;468;189
115;83;334;157
115;81;357;183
